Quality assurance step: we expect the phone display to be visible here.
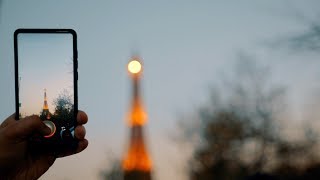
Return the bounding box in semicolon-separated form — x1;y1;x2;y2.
14;29;78;149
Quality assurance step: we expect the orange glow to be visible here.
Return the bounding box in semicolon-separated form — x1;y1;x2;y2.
123;100;152;172
43;104;49;110
128;60;142;74
127;100;147;126
43;89;49;110
122;143;152;171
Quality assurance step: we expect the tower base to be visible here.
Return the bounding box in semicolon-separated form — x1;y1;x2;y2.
124;170;152;180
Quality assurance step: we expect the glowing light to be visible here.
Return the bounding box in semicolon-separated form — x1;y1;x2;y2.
128;60;142;74
122;144;152;171
43;89;49;110
126;100;147;126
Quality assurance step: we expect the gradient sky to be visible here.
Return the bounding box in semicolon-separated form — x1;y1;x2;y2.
0;1;320;180
18;33;73;116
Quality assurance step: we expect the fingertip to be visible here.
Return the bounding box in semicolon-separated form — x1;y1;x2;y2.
77;111;88;124
76;139;88;153
25;116;51;135
75;125;86;140
42;125;52;136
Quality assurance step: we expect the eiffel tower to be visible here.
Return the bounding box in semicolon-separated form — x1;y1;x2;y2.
122;56;152;180
41;89;51;120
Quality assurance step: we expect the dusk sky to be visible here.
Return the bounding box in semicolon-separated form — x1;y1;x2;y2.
0;1;320;180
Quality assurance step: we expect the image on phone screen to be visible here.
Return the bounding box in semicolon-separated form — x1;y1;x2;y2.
15;30;77;142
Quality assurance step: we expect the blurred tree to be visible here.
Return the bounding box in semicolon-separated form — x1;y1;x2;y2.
100;157;123;180
182;56;320;180
269;7;320;52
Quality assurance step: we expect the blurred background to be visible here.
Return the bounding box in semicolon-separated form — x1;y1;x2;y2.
1;1;320;179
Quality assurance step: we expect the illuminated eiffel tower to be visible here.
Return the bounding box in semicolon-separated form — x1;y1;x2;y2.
41;89;51;120
122;56;152;180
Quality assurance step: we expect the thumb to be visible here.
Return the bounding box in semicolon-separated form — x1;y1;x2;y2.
8;115;51;138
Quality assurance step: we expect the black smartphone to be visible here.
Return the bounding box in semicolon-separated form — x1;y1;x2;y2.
14;29;78;152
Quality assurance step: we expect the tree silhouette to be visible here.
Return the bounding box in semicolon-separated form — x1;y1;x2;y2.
182;57;320;180
100;156;123;180
52;89;74;124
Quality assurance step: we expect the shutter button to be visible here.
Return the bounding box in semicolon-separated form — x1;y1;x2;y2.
43;120;56;138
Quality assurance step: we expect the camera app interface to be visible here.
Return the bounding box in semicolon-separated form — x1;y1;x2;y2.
18;33;75;141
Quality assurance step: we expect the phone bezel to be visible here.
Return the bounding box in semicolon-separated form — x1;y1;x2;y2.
13;29;78;126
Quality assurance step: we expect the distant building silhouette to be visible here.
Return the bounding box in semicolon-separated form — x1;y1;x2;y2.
122;56;152;180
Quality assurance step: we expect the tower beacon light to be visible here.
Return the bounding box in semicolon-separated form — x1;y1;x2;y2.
128;59;142;75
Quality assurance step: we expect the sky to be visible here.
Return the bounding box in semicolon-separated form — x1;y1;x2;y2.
18;33;73;116
0;1;320;180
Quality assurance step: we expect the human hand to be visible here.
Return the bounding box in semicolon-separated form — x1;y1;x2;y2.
0;111;88;180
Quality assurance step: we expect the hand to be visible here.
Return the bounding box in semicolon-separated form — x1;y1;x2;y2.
0;111;88;180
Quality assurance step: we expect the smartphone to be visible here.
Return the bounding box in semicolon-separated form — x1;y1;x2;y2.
14;29;78;152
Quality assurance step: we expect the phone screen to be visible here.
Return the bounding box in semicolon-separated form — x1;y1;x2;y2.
15;30;77;143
